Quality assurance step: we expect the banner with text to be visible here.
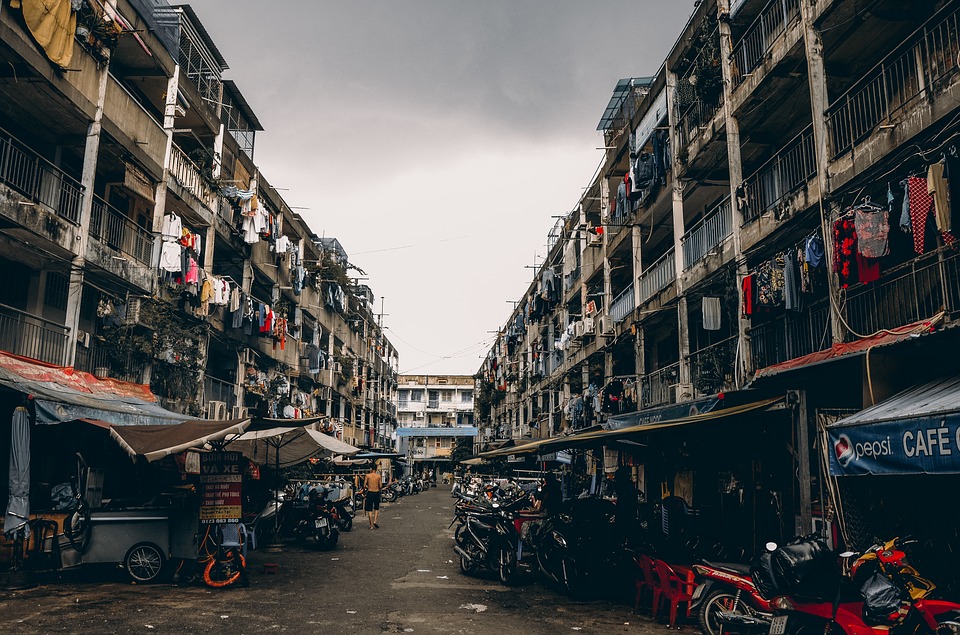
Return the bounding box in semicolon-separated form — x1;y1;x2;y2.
200;451;244;524
827;414;960;476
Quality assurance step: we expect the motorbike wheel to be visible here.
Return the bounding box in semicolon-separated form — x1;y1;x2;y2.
454;523;467;546
562;558;585;599
459;550;478;575
698;589;749;635
339;515;353;532
498;546;518;585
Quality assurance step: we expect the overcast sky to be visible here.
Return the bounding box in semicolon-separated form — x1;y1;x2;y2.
189;1;693;376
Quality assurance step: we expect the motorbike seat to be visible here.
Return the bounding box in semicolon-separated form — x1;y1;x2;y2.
468;516;495;533
703;560;752;576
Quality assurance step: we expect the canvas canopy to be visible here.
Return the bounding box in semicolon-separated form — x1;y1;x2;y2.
229;426;361;468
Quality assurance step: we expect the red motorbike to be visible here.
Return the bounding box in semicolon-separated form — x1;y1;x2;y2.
768;538;960;635
691;559;778;635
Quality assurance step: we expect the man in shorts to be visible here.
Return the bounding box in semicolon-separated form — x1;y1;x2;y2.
363;465;383;529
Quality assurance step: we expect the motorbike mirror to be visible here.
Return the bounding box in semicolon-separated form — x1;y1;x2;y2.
765;542;778;552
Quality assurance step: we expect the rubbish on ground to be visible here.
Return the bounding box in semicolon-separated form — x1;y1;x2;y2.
436;575;449;579
459;603;488;613
346;610;357;614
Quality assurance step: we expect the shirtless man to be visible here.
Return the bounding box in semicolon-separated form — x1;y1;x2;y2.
362;465;383;529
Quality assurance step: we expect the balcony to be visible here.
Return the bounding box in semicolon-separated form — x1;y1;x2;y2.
828;5;960;162
640;361;680;408
610;283;635;324
682;197;732;268
168;144;216;211
675;36;724;150
731;0;801;88
204;374;238;412
688;335;738;396
89;195;154;265
0;303;70;366
0;126;82;225
741;125;816;224
74;342;145;384
749;297;831;372
638;248;676;304
845;248;960;338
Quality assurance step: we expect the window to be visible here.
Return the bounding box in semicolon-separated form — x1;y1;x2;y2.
441;438;451;448
43;272;69;312
461;391;473;403
410;390;423;402
435;438;442;448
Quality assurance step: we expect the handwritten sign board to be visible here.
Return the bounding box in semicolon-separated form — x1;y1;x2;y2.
199;451;244;524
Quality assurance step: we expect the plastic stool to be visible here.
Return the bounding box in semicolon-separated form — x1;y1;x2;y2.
263;563;280;575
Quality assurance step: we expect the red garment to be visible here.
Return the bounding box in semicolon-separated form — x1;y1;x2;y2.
260;309;273;335
908;176;957;252
833;218;858;288
741;274;756;316
856;253;881;284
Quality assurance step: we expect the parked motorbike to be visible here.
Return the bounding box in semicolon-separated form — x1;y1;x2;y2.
310;502;340;550
453;493;529;585
691;558;778;635
320;482;355;532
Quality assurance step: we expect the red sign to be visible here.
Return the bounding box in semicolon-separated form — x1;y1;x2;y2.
199;451;244;524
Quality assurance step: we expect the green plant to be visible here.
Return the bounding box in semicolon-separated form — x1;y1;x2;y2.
450;437;474;466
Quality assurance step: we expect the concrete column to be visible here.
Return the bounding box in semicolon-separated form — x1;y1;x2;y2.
150;68;180;277
717;0;753;384
677;297;692;389
799;0;845;344
664;66;687;291
63;64;110;366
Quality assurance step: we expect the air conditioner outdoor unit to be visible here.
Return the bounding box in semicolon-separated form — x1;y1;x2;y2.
582;316;595;335
588;231;602;246
207;400;228;420
598;315;615;335
415;411;424;419
231;406;249;419
572;320;584;338
669;383;693;403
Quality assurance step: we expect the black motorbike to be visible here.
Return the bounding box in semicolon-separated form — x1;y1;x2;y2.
453;494;529;585
320;483;355;532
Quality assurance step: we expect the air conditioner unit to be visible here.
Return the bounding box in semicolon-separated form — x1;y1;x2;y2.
668;383;693;403
124;298;143;326
582;316;595;335
231;405;249;419
572;320;584;338
207;400;228;420
415;411;424;419
598;315;615;335
588;231;602;246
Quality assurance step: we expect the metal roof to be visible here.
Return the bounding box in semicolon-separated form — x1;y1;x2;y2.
830;376;960;427
596;77;654;131
222;80;264;131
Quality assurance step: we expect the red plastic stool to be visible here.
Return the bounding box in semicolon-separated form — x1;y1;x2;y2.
263;563;280;575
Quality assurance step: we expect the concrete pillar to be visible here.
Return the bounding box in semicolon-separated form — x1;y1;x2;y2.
799;0;846;344
717;0;753;384
150;67;180;276
63;64;110;366
677;297;692;389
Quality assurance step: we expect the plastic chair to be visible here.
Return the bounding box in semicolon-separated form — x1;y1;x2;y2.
633;553;660;611
653;558;697;629
220;522;248;558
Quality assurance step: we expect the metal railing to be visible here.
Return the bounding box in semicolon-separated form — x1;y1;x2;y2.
682;197;732;268
828;4;960;159
0;303;70;365
0;127;82;225
640;361;680;408
844;248;960;337
89;195;154;265
610;283;636;324
638;248;677;304
169;143;216;210
675;30;724;148
688;335;738;396
742;125;817;224
204;374;238;411
749;298;831;371
731;0;801;87
74;343;145;384
564;265;581;292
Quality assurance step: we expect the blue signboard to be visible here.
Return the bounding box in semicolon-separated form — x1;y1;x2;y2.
827;414;960;476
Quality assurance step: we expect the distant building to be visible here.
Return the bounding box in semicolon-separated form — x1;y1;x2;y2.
394;375;477;471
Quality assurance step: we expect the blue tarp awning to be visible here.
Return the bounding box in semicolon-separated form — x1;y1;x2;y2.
827;376;960;476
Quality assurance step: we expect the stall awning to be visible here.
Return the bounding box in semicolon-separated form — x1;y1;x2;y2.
229;426;361;468
479;396;784;458
80;418;251;462
396;426;478;438
826;376;960;476
0;351;191;427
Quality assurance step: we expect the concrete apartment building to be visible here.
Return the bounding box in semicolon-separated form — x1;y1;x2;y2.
478;0;960;453
0;0;397;447
395;375;477;467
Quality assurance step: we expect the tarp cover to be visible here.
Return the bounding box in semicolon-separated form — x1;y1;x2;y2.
11;0;77;68
230;426;360;468
0;351;189;427
80;418;251;462
827;376;960;476
3;407;30;536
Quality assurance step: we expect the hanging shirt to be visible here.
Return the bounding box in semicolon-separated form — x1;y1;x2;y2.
928;162;951;233
854;207;890;259
185;257;200;284
159;242;182;272
161;213;182;241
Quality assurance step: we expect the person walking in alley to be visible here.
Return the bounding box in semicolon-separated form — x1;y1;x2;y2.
363;465;383;529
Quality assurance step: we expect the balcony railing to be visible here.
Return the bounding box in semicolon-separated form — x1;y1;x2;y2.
731;0;801;87
675;30;724;148
204;374;238;411
749;298;831;372
845;248;960;338
610;283;636;324
89;195;154;265
0;127;82;225
0;303;70;365
74;343;145;384
169;144;216;210
638;248;677;304
640;361;681;408
688;335;738;396
682;197;732;268
742;125;817;224
828;4;960;159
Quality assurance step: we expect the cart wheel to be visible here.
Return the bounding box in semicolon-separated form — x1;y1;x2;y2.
124;542;165;583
